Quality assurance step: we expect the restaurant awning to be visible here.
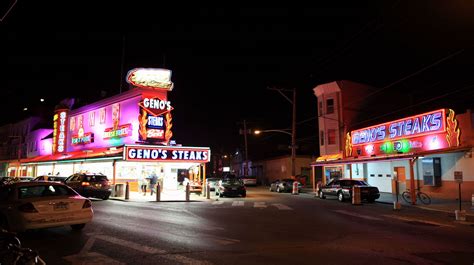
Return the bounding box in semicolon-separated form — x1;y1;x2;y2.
311;146;472;167
17;147;124;165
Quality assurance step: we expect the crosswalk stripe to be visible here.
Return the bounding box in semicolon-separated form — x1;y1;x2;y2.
272;203;292;210
232;201;244;206
254;202;267;208
212;201;224;205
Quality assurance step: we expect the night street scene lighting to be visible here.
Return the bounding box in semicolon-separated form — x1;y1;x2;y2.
1;3;473;265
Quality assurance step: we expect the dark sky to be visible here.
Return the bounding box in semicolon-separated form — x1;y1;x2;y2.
2;2;474;160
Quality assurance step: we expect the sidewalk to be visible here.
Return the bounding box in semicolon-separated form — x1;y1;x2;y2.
376;192;474;217
110;189;209;202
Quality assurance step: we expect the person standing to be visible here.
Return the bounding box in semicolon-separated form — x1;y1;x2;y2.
149;172;158;196
139;171;148;196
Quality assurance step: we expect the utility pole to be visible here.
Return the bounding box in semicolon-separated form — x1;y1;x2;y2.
291;88;296;177
267;87;297;177
243;120;249;176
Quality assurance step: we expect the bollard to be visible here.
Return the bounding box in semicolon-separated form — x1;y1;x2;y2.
292;181;299;195
206;183;210;199
352;186;361;205
471;194;474;210
156;183;161;202
202;181;207;197
125;182;130;200
185;182;190;201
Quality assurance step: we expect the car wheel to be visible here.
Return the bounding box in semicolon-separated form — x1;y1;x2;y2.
367;198;375;203
103;194;110;200
276;187;281;193
219;192;224;198
71;224;86;230
242;192;246;198
338;192;344;202
319;191;326;199
269;187;273;192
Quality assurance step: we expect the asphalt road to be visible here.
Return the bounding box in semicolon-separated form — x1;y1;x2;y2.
18;187;474;265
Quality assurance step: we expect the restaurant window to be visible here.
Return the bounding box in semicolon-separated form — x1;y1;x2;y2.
320;131;324;146
328;129;336;145
326;98;334;114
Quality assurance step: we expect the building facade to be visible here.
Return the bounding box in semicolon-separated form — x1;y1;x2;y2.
312;81;473;201
4;68;211;193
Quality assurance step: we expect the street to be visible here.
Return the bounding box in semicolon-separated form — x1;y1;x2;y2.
19;187;474;265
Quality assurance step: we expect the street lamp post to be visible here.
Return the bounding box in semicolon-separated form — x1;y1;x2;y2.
254;129;296;177
266;87;297;177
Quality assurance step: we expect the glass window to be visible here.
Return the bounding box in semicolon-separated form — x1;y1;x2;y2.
328;129;336;145
326;98;334;114
18;185;76;199
320;131;325;146
318;101;323;115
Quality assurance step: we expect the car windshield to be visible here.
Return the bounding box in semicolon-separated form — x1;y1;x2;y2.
18;185;77;199
222;178;242;185
84;175;108;182
340;180;368;186
282;179;294;182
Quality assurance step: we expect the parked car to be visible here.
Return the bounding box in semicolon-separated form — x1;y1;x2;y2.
318;178;380;202
240;176;257;186
216;178;246;197
0;176;34;186
32;175;68;183
64;173;112;200
0;181;93;232
206;178;221;191
269;179;302;193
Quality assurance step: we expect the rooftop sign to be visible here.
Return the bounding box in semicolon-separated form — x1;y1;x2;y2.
126;68;173;90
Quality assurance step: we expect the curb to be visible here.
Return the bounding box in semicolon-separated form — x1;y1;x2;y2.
376;200;474;217
109;197;206;203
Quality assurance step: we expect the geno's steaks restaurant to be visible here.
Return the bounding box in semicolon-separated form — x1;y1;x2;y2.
313;108;474;201
12;68;211;192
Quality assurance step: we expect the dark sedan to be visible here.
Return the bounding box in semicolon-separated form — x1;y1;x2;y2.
64;173;112;200
216;178;246;197
318;179;380;202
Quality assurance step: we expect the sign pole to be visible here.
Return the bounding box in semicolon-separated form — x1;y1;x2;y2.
458;182;462;211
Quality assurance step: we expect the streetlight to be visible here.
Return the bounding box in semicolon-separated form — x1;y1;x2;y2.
254;129;296;177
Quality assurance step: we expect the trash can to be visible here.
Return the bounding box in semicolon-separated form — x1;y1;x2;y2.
114;183;125;197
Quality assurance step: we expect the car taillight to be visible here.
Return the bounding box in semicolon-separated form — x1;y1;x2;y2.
82;199;92;208
18;202;38;213
81;182;90;186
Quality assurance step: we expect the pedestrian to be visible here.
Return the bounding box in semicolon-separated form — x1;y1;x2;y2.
139;171;148;196
149;172;158;196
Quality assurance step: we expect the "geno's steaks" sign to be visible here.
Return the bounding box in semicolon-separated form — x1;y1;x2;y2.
124;146;210;163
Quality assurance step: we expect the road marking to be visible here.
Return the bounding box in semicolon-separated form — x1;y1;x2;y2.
383;214;455;228
254;202;267;208
333;210;383;221
232;201;244;206
95;234;213;264
272;203;292;210
212;201;225;205
205;235;241;245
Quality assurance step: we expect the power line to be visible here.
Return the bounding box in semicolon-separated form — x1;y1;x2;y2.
346;49;465;107
350;82;474;128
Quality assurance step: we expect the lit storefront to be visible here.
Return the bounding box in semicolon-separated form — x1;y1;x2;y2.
312;109;474;201
13;68;211;192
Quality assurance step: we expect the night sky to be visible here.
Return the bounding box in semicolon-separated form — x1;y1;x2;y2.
2;2;474;160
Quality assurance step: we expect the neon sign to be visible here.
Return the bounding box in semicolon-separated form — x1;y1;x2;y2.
126;68;173;90
138;95;173;144
53;109;68;153
346;109;461;157
351;109;445;146
104;124;132;139
124;146;210;163
72;132;94;145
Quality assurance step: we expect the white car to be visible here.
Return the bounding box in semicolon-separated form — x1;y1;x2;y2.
0;182;93;232
241;176;257;186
